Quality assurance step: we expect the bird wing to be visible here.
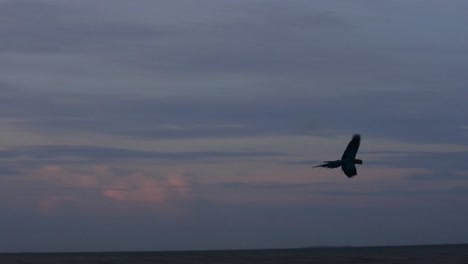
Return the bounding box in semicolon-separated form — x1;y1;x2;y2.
342;162;357;178
341;134;361;160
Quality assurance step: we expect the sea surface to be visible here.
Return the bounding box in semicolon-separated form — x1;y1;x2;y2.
1;244;468;264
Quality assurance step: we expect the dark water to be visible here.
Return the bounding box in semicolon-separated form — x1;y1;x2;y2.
2;244;468;264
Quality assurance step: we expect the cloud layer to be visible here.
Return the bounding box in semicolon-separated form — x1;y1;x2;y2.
0;0;467;252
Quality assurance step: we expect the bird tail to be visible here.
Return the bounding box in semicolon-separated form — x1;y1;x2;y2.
313;160;342;169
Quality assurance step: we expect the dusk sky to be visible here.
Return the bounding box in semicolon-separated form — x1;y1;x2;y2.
1;0;468;252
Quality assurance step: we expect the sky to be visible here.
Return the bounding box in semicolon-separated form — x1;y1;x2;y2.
1;0;467;253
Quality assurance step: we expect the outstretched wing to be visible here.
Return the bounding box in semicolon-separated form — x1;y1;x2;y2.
341;134;361;160
342;162;357;178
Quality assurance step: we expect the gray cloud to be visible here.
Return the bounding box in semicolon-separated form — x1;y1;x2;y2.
218;178;468;197
0;145;281;164
1;0;467;144
0;1;171;54
367;151;468;172
4;0;467;88
0;166;21;176
1;86;466;144
220;181;336;191
319;186;468;197
407;173;468;182
292;151;468;179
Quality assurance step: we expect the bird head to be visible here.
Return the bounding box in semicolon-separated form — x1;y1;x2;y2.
354;159;363;165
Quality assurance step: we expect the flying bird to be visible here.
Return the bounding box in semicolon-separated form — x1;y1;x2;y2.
313;134;363;178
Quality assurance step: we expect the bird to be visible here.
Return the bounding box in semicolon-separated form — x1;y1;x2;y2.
313;134;363;178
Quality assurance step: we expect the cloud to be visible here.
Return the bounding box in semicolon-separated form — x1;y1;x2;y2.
406;171;468;182
102;172;190;204
208;167;466;209
1;0;468;251
367;151;468;172
0;145;281;165
1;87;466;145
0;0;169;54
0;166;20;176
220;181;335;190
0;89;300;139
9;165;193;212
1;0;467;145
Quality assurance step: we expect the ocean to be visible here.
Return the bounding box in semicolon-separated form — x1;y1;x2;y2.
1;244;468;263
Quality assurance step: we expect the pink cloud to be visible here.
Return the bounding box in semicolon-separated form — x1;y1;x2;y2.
37;195;80;213
102;173;167;203
101;170;192;204
20;165;192;212
34;165;99;188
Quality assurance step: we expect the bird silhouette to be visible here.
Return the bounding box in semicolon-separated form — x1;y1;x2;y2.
314;134;363;178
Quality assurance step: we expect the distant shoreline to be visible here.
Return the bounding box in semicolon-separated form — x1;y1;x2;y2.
2;243;468;255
